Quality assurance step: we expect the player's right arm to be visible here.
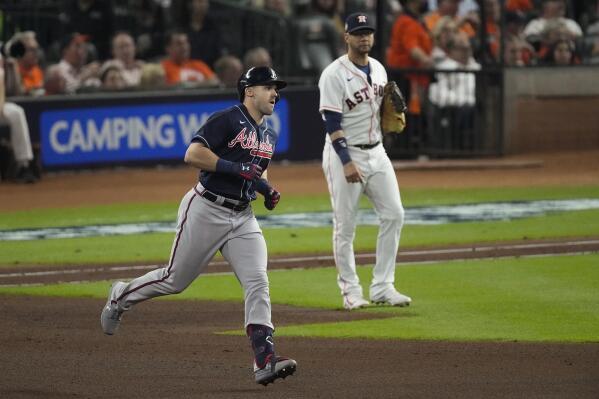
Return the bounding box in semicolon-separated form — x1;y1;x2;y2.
184;142;219;170
326;124;363;184
184;142;263;180
319;67;363;184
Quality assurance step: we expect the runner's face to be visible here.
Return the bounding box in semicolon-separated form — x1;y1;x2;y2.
249;84;278;116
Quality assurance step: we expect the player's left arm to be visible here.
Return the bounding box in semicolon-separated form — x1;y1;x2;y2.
254;171;281;211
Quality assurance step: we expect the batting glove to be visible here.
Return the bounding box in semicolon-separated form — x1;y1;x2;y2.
264;188;280;211
255;178;281;211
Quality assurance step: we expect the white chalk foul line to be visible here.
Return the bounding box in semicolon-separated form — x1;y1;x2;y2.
1;239;598;282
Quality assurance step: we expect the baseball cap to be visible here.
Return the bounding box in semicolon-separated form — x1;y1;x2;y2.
345;13;375;34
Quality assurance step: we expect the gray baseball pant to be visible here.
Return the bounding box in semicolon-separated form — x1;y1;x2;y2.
112;184;273;329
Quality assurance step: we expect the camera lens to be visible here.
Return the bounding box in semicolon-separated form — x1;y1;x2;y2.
9;40;26;58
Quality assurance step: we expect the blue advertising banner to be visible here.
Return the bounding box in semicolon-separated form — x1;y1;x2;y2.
40;99;290;166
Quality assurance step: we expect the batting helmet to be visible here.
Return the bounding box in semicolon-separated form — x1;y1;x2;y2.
237;66;287;103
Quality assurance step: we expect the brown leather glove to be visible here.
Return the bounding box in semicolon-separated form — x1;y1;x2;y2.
380;81;407;134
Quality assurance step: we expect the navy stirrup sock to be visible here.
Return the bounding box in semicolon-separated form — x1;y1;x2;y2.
247;324;274;368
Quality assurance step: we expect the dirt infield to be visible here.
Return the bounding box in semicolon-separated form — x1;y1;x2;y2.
1;150;599;398
1;296;598;399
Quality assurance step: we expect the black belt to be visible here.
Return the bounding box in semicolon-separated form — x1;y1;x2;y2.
351;141;380;150
194;187;249;212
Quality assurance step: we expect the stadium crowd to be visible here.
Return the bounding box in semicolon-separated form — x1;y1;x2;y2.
0;0;598;183
1;0;597;97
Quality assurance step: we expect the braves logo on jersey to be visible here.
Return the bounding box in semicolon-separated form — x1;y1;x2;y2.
192;104;278;201
228;127;274;159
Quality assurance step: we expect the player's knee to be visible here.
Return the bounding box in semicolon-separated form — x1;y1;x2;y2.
380;206;404;227
167;276;191;294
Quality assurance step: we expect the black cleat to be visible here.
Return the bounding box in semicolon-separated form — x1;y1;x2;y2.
254;356;297;386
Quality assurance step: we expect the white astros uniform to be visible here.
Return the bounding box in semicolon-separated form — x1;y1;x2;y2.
318;55;405;300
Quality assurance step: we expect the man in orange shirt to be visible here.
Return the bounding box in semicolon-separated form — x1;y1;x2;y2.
161;31;219;87
506;0;533;13
386;0;433;115
424;0;477;38
11;31;44;95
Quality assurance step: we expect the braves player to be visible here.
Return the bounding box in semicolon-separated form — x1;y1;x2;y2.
101;66;297;385
318;13;412;310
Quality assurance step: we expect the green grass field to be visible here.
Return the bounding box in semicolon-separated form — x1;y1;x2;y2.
2;186;599;230
1;208;599;266
1;254;597;342
1;186;599;266
1;185;598;343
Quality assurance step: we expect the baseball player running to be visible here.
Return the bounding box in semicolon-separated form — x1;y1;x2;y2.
318;13;412;310
101;66;297;386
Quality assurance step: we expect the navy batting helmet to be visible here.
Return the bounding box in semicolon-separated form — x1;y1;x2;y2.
237;66;287;103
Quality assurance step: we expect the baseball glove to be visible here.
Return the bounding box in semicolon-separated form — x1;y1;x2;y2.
380;81;407;134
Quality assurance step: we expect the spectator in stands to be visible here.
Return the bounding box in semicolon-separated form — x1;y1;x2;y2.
307;0;346;55
429;32;480;107
103;32;145;88
129;0;172;60
482;0;501;63
10;31;44;96
100;65;127;91
536;19;576;60
584;2;599;64
59;0;115;60
457;0;479;17
310;0;345;37
523;0;582;47
505;11;536;65
213;55;243;88
424;0;477;38
506;0;534;16
0;52;38;183
43;65;68;95
263;0;291;16
243;47;273;69
386;0;433;117
175;0;223;68
503;36;526;66
543;38;577;65
431;16;458;65
428;0;478;17
139;63;167;90
0;44;24;97
428;32;480;150
52;33;101;94
161;31;219;87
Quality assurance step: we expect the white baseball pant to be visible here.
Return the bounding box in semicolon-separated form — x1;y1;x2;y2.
1;102;33;163
322;142;405;300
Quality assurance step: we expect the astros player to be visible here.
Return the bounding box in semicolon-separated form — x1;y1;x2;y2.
318;13;411;310
101;66;297;386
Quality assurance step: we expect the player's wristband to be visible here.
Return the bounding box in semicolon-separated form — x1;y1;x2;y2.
332;137;352;165
254;178;272;196
215;158;235;174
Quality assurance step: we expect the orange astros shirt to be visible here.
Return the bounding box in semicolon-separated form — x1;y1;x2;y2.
19;64;44;92
161;59;215;85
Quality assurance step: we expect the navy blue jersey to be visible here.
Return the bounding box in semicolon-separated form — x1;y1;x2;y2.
191;104;278;201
